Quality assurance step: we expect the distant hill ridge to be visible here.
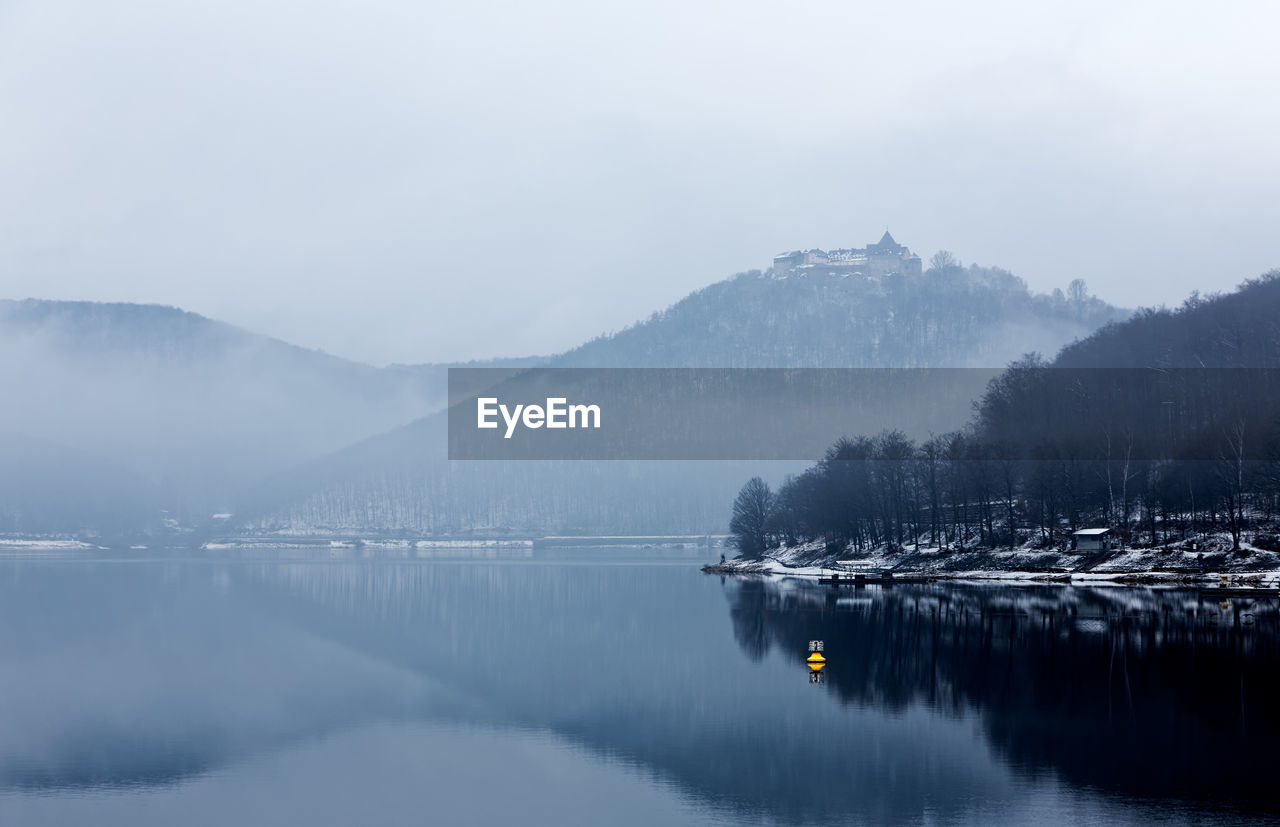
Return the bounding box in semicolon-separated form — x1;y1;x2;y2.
243;254;1130;538
554;259;1124;369
1053;273;1280;369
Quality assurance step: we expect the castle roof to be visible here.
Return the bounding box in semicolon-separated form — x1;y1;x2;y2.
865;230;905;255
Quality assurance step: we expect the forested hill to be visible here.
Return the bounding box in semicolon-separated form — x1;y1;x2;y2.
1053;273;1280;369
555;263;1125;368
735;271;1280;563
970;270;1280;474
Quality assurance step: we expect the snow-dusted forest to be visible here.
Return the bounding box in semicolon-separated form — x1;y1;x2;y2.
728;272;1280;569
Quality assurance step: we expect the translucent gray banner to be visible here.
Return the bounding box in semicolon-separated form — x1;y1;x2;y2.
447;367;1280;461
448;368;998;460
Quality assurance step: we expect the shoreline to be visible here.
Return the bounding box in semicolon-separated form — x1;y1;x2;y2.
704;532;1280;587
702;555;1280;589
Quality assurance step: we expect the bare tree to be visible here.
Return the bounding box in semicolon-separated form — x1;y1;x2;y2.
1219;419;1247;552
929;250;958;271
730;477;775;559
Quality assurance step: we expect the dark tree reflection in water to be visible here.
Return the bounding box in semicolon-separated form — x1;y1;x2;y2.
726;578;1280;811
729;578;772;662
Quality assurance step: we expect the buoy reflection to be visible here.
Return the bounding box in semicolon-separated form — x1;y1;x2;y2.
807;640;826;684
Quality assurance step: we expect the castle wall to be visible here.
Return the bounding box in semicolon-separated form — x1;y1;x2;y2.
772;240;921;277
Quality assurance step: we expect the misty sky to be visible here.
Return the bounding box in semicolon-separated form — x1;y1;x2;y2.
1;0;1277;365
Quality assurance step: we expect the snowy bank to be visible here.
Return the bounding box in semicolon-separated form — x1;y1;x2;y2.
704;534;1280;586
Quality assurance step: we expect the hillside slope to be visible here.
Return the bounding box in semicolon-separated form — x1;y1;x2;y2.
557;264;1122;368
0;300;541;530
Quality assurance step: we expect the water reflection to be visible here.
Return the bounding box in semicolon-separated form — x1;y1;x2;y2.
0;557;1275;825
725;577;1280;813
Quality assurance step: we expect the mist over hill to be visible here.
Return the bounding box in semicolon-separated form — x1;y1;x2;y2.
0;299;542;534
557;263;1122;369
242;261;1128;539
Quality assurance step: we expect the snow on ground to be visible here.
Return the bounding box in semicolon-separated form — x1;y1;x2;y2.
414;539;534;548
706;531;1280;585
201;538;536;550
0;539;96;550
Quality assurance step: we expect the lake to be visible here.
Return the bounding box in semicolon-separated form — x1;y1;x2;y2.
0;550;1276;825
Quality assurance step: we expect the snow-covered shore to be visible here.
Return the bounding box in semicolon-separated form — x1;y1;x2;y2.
0;539;100;552
704;535;1280;587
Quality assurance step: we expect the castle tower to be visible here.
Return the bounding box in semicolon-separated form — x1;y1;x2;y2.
868;230;902;254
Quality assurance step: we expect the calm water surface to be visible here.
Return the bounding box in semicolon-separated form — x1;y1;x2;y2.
0;550;1276;825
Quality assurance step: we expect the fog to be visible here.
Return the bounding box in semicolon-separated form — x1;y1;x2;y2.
0;300;448;529
1;0;1277;365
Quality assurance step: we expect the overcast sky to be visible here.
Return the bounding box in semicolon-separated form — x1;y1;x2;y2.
1;0;1277;365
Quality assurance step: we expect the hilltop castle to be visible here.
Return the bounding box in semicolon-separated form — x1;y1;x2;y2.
772;231;922;278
